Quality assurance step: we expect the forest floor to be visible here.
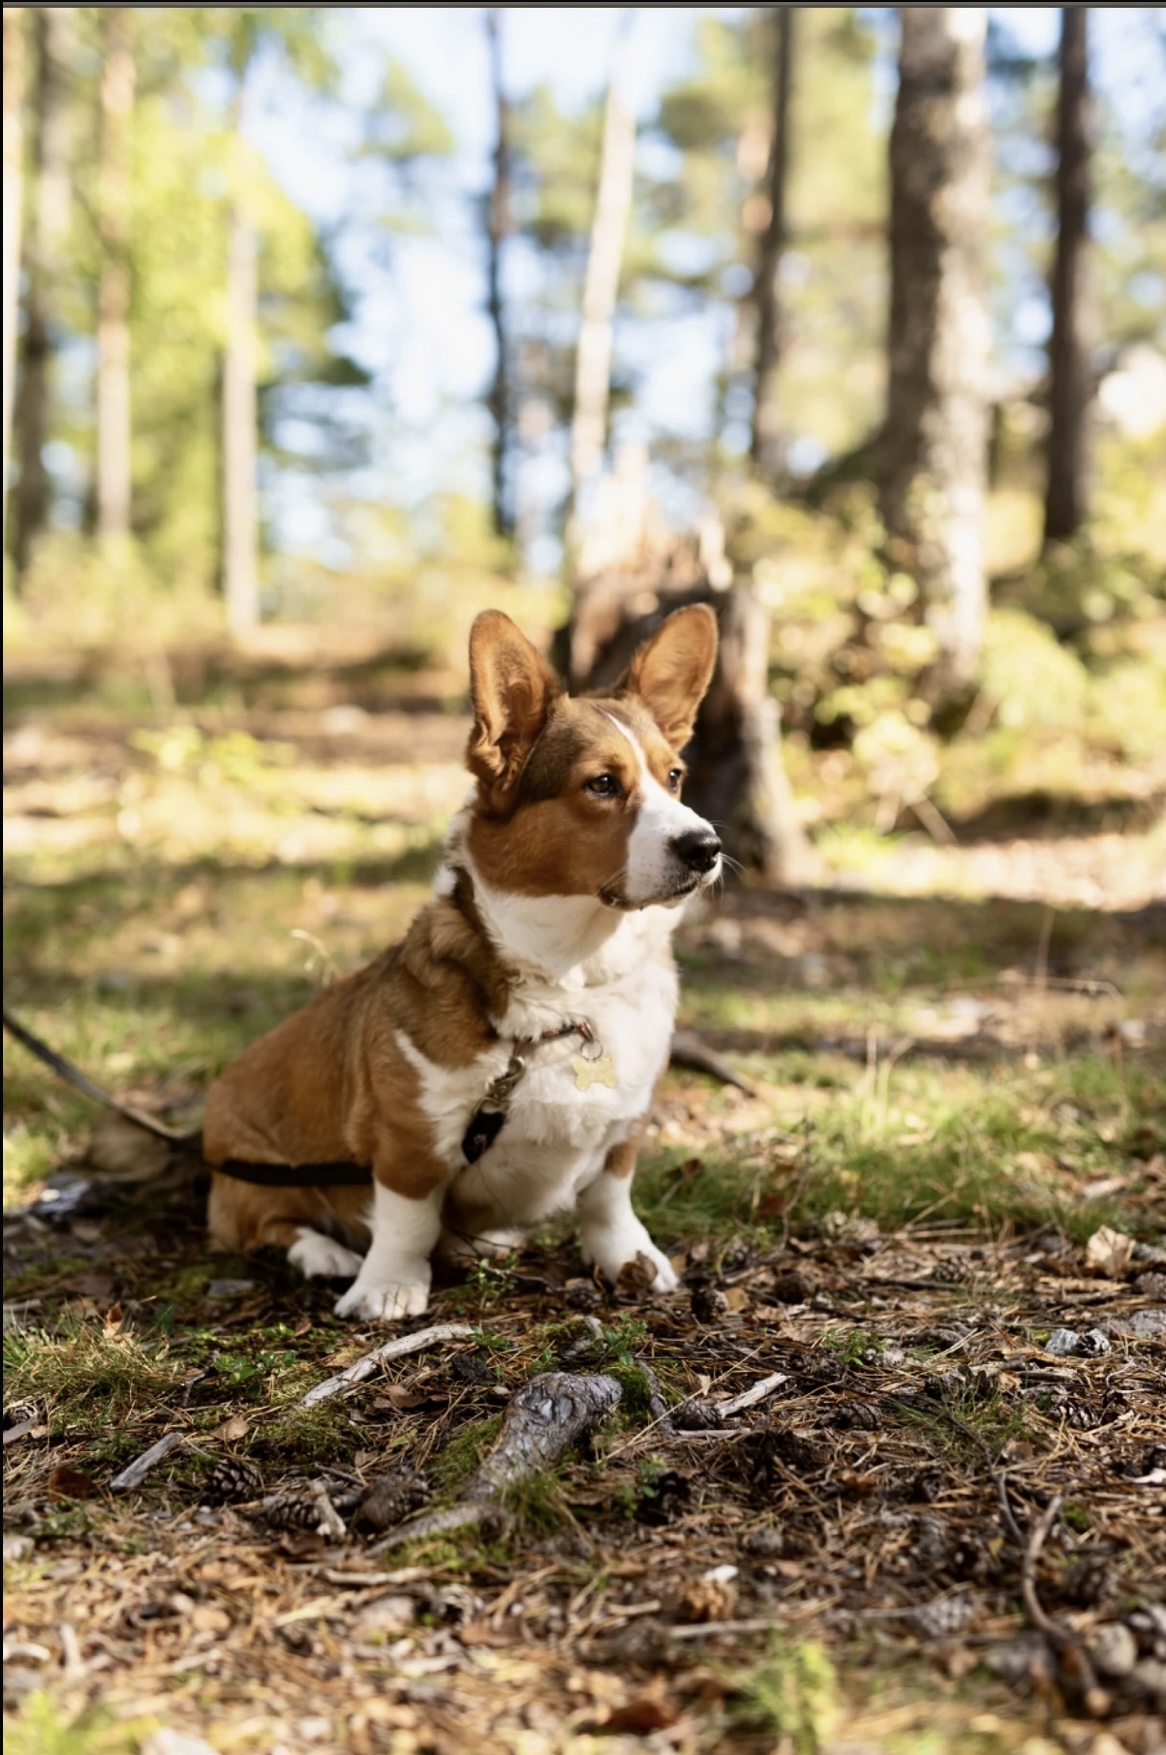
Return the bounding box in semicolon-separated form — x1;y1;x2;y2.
4;630;1165;1755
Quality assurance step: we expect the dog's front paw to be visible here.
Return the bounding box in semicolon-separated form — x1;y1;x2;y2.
334;1266;431;1323
581;1225;679;1294
288;1228;364;1282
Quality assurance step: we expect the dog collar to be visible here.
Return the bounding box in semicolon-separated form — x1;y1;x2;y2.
461;1018;605;1164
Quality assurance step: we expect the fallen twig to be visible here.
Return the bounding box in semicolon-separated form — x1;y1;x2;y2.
110;1430;184;1492
366;1372;622;1555
716;1371;789;1420
299;1323;477;1407
1019;1492;1110;1718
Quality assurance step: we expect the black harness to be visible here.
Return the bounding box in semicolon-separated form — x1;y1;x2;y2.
3;1006;601;1188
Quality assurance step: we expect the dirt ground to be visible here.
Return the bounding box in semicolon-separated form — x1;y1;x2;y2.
4;637;1165;1755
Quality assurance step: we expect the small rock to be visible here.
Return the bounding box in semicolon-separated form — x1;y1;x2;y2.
1128;1658;1166;1710
355;1594;416;1633
1090;1621;1139;1680
140;1734;220;1755
205;1279;256;1301
741;1526;783;1558
3;1534;34;1563
1045;1328;1082;1356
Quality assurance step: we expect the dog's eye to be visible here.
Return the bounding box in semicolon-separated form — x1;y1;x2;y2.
585;774;619;798
667;768;683;793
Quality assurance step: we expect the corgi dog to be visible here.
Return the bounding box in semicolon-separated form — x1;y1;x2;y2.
201;606;722;1322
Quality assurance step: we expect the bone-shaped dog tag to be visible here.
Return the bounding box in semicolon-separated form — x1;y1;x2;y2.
574;1053;617;1090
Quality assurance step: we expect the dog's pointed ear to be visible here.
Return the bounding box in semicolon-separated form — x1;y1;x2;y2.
619;604;718;750
467;611;560;791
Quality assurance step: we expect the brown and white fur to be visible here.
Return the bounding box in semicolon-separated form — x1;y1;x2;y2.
201;605;722;1322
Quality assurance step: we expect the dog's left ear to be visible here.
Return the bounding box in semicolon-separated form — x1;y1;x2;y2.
620;604;718;750
467;611;561;792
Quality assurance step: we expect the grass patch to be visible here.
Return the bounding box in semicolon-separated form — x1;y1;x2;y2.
731;1637;839;1754
4;1320;186;1432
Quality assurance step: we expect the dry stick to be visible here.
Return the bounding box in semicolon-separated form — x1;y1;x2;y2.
1018;1491;1109;1716
670;1029;758;1096
715;1372;789;1419
109;1429;184;1492
365;1372;622;1556
299;1323;477;1408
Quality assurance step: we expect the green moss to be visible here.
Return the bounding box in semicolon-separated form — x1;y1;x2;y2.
431;1415;504;1494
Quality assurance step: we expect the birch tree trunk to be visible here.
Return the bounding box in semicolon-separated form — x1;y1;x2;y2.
879;8;991;709
97;7;134;545
13;5;73;579
222;76;259;636
750;4;794;482
1043;7;1093;546
2;7;26;559
484;9;513;541
568;25;636;529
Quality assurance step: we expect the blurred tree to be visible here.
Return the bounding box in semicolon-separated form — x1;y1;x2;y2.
12;5;73;580
96;6;134;545
2;7;26;558
567;13;636;538
214;9;334;633
645;8;884;491
879;8;991;711
750;5;794;482
485;8;514;542
1044;7;1093;545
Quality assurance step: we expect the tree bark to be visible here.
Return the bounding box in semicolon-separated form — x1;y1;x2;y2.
97;7;134;545
568;22;636;528
12;5;73;579
484;8;513;541
879;8;991;706
2;8;26;559
1043;7;1092;546
750;5;795;482
222;71;259;635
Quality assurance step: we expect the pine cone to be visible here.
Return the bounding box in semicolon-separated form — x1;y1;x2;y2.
259;1480;346;1541
206;1457;264;1504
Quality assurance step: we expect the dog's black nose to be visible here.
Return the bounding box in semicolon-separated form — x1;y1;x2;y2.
671;829;722;874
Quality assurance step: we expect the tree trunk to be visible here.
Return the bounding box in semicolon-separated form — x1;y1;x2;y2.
97;7;134;545
484;8;513;541
568;25;636;530
2;7;26;559
12;5;73;579
750;4;795;482
879;8;990;707
222;77;259;636
1043;7;1092;546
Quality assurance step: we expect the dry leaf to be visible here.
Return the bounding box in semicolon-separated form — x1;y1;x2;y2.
1084;1226;1135;1278
213;1414;251;1442
47;1465;101;1501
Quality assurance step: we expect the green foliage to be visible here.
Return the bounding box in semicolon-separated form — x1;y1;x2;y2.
733;1637;839;1754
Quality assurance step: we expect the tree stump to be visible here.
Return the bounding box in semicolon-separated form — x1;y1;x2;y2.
556;523;813;887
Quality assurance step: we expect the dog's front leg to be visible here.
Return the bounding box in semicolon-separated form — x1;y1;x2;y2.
334;1176;444;1322
578;1137;678;1293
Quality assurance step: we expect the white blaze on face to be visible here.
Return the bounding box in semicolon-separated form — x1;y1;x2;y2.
605;715;721;906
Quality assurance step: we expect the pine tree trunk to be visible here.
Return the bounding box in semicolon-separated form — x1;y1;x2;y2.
484;9;513;541
13;5;73;578
97;7;134;545
879;8;990;708
750;5;794;482
1043;7;1092;546
568;31;636;527
222;76;259;636
2;7;26;559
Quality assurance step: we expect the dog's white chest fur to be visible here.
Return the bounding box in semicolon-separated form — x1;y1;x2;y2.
396;900;679;1233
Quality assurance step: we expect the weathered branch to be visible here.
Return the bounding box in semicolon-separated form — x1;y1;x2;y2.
299;1323;478;1408
366;1372;622;1555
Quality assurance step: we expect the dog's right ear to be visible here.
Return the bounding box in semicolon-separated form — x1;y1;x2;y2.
467;611;560;792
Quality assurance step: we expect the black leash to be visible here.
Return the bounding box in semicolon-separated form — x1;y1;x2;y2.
2;1006;371;1187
